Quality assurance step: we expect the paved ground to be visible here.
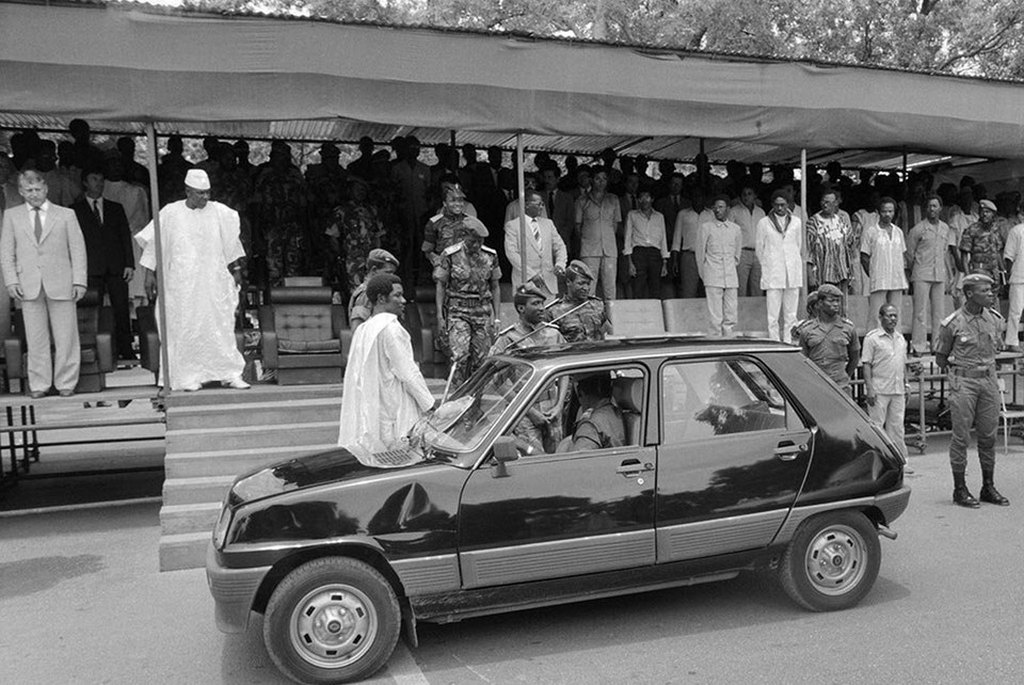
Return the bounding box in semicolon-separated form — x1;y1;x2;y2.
2;438;1023;684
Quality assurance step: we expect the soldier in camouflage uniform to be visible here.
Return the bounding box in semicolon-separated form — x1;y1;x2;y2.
306;142;349;282
326;176;384;297
211;143;254;283
959;199;1005;295
547;260;610;342
254;143;307;286
434;218;501;387
490;284;567;454
347;249;399;330
422;184;474;269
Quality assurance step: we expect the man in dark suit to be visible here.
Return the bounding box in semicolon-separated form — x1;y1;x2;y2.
72;167;135;360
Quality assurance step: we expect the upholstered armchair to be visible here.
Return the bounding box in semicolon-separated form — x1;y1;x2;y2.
259;287;349;385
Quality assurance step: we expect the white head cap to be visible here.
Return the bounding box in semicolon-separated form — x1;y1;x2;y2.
184;168;210;190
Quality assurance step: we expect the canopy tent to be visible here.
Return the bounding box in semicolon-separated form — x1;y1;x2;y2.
2;0;1024;169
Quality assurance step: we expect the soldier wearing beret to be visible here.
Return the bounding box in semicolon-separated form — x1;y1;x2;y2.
490;284;567;454
959;199;1005;289
435;219;501;387
935;272;1010;508
348;249;399;330
422;184;474;267
547;260;610;343
797;284;860;390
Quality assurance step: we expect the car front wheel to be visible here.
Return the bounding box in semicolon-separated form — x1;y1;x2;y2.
778;510;881;612
263;557;401;684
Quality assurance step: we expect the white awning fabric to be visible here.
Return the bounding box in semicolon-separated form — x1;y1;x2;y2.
2;1;1024;164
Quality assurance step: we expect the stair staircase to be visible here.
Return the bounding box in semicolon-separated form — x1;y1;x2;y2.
158;385;342;571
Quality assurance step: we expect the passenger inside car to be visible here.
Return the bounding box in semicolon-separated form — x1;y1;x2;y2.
558;373;626;452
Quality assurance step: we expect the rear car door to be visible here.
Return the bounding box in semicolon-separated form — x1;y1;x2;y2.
655;356;813;563
457;366;656;589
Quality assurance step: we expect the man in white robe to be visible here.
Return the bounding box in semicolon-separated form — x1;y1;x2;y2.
756;190;805;344
136;169;247;391
338;273;436;465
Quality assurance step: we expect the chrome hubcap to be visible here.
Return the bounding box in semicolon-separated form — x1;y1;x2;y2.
804;524;867;596
290;584;377;668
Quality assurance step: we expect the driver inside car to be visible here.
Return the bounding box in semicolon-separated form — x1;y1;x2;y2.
558;373;625;452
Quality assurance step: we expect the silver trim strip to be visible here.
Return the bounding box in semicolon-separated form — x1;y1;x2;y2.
657;510;789;562
461;529;655;588
392;554;461;595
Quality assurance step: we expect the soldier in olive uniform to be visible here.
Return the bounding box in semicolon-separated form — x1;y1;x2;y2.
490;284;568;454
796;284;860;390
547;260;610;342
434;218;501;387
561;373;625;452
347;249;400;330
254;143;307;285
422;184;473;268
790;290;819;343
935;272;1011;508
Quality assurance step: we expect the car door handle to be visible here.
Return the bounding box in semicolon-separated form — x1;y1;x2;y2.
616;459;654;476
774;443;807;461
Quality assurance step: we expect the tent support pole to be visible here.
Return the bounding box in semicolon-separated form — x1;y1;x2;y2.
516;132;528;292
800;148;808;302
144;123;172;395
449;130;456;149
902;147;909;192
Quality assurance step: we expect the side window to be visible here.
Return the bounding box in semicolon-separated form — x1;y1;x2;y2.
661;358;789;444
503;366;646;456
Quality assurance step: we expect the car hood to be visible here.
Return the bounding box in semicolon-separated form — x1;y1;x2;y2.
228;447;439;506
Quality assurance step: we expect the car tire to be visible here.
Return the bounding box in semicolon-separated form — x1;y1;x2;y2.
778;510;881;612
263;557;401;684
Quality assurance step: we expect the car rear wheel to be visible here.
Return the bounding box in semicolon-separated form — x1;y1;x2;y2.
778;510;880;612
263;557;401;684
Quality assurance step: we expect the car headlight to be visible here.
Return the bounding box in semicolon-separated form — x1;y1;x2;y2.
212;504;232;550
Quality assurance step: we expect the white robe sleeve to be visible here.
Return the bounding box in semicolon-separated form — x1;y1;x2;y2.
381;323;435;412
217;203;246;264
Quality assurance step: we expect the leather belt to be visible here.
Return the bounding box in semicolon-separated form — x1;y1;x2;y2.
742;247;756;251
951;367;994;378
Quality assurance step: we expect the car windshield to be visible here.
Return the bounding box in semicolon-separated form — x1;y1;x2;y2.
409;358;533;465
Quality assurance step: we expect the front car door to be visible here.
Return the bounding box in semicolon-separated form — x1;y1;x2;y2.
457;365;656;589
655;355;813;563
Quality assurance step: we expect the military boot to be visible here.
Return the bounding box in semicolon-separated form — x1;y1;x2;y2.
979;468;1010;506
952;471;980;508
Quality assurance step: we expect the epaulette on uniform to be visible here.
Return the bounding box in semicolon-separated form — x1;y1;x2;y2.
941;310;960;327
482;245;497;254
840;317;855;327
428;213;443;222
441;242;463;256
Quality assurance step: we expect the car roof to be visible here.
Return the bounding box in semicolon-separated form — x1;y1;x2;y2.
500;335;801;366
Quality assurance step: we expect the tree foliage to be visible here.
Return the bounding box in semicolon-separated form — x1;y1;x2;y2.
185;0;1024;79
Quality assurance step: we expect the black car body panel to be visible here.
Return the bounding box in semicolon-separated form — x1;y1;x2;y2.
207;336;909;634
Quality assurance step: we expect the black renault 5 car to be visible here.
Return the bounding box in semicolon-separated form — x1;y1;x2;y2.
207;337;910;684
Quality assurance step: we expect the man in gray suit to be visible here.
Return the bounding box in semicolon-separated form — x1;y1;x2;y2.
1;170;88;398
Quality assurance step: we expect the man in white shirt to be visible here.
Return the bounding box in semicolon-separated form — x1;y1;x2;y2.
860;197;907;320
862;304;917;472
1003;219;1024;350
906;195;957;354
624;190;669;299
504;190;566;294
671;188;713;298
697;196;742;336
338;273;436;465
756;190;804;343
728;185;766;297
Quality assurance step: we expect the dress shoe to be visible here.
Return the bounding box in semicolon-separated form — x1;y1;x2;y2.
58;389;74;398
223;377;250;390
28;390;47;400
179;383;201;392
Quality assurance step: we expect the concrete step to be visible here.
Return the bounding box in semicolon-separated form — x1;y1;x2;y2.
162;475;235;506
159;531;210;572
164;384;341;409
166;421;338;452
167;398;340;430
160;501;222;536
165;443;336;478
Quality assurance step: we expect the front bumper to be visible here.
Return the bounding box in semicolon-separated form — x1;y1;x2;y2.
205;542;272;634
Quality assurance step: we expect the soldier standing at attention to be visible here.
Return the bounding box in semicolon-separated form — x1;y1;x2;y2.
434;218;501;387
548;260;610;342
422;184;472;268
934;272;1010;508
797;283;860;391
347;249;400;331
490;284;568;455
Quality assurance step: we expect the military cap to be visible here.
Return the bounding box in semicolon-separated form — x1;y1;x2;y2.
366;248;399;268
319;142;340;157
816;284;843;298
513;283;547;305
961;272;994;287
565;260;595;281
458;216;489;238
978;199;997;212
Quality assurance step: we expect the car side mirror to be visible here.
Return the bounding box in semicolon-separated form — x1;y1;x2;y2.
490;436;519;478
